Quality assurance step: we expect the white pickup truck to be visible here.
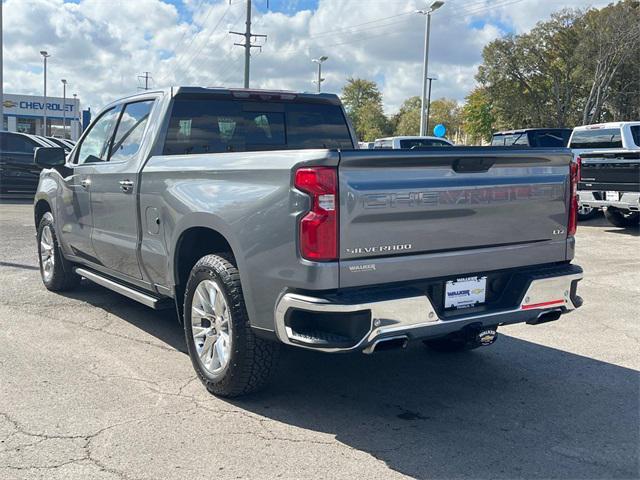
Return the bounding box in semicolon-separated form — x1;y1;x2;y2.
569;122;640;220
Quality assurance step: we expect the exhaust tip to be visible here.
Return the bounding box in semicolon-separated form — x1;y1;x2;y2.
363;336;408;354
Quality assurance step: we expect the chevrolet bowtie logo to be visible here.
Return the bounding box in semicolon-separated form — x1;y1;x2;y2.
3;100;17;108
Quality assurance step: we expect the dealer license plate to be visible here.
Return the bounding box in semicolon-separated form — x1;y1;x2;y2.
606;191;619;201
445;276;487;309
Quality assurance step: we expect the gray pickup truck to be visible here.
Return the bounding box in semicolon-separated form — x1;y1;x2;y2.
33;87;583;397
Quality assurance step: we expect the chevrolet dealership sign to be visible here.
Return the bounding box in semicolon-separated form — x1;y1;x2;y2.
2;93;78;118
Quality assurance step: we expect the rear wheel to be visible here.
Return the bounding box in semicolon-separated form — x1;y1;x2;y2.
604;207;639;228
37;212;81;291
183;254;279;397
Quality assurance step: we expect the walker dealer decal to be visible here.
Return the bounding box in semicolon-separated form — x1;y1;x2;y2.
2;94;77;117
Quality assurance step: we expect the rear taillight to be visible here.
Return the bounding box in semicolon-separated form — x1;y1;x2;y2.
295;167;338;261
568;156;581;236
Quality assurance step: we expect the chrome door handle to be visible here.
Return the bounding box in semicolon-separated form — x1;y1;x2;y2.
80;179;91;189
119;179;134;192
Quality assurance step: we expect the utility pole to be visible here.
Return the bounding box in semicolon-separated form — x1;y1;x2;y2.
61;79;67;139
312;56;328;93
425;77;436;134
231;0;266;88
416;1;444;136
40;51;50;136
138;72;152;90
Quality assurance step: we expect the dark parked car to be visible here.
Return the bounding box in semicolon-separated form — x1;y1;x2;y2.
491;128;572;148
0;131;56;194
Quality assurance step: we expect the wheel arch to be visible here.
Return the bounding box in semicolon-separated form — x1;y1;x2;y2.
171;222;241;322
34;198;52;229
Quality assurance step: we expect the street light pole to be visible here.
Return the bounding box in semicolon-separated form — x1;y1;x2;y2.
416;1;444;136
40;50;50;136
425;77;436;134
73;93;78;139
61;79;67;139
312;56;328;93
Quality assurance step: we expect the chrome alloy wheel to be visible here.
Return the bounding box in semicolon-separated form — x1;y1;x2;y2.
40;225;55;282
191;279;232;375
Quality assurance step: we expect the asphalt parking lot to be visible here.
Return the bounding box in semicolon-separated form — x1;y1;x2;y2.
0;198;638;480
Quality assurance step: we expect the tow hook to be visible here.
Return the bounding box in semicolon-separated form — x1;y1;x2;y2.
463;323;498;348
476;328;498;347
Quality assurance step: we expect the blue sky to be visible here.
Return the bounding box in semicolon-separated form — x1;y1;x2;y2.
3;0;610;113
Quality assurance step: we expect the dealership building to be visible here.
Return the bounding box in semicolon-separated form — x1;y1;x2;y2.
2;93;84;140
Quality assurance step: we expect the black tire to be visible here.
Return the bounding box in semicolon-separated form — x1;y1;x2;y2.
37;212;81;291
577;204;599;221
183;254;279;397
604;207;640;228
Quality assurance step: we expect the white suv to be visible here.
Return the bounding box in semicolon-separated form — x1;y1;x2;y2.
569;122;640;220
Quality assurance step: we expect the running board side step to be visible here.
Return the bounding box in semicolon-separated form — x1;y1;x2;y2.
74;268;173;310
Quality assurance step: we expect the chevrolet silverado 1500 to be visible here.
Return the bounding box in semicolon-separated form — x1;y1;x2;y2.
33;87;584;397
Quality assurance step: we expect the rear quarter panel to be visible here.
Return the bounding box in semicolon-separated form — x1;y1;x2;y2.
139;149;341;331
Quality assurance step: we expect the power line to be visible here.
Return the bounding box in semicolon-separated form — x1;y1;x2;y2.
176;1;239;83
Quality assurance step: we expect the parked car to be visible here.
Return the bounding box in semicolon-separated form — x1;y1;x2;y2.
33;87;583;397
373;136;454;149
358;141;375;149
0;131;56;194
491;128;572;148
578;149;639;228
570;122;640;220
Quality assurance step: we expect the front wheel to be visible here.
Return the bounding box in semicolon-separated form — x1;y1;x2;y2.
183;254;279;397
604;207;639;228
37;212;81;291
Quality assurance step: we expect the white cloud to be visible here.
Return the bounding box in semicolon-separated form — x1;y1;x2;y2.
3;0;613;115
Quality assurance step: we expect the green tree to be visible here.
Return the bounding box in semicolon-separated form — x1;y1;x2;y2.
462;87;495;144
393;96;421;136
341;77;389;141
428;98;463;139
475;1;640;128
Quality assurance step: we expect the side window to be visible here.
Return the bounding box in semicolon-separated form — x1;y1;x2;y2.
75;107;119;164
630;126;640;148
109;100;154;162
1;133;37;154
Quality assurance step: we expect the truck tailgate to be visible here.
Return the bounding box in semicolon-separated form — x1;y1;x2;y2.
579;151;640;193
338;148;572;288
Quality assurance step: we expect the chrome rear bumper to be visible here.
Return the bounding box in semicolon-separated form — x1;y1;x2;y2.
274;268;583;353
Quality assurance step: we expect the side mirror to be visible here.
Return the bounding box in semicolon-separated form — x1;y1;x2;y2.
34;147;66;168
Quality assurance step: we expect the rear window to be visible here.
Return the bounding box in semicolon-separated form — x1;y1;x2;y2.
528;130;571;147
492;133;528;146
569;128;622;149
399;139;452;148
162;98;353;155
630;126;640;148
